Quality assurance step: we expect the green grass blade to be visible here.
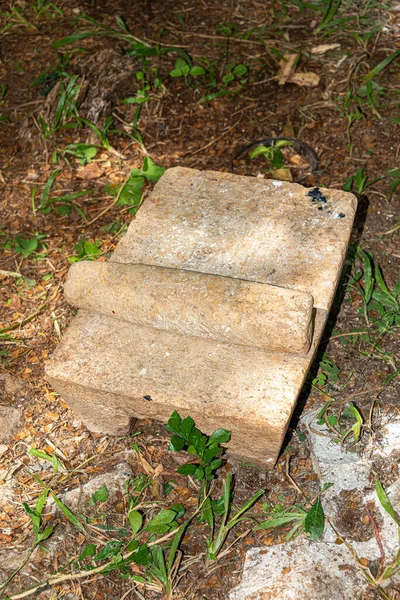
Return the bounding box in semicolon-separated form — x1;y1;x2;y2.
316;0;342;31
374;265;395;301
358;248;373;304
50;491;85;533
376;481;400;528
365;49;400;82
167;518;189;572
227;489;264;528
255;514;305;530
52;30;110;49
39;169;61;208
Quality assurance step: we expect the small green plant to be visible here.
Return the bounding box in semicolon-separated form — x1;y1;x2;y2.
204;472;263;560
38;74;82;138
315;401;364;444
14;234;46;259
166;411;264;561
79;116;125;158
166;411;231;491
0;488;54;596
350;248;400;335
255;482;333;541
104;156;165;215
170;58;206;78
100;219;128;236
338;248;400;380
311;353;341;392
32;168;90;218
70;238;102;262
387;167;400;201
63;142;98;165
1;4;37;33
249;140;294;173
121;70;157;106
337;479;400;598
33;0;64;20
221;61;248;85
344;168;382;197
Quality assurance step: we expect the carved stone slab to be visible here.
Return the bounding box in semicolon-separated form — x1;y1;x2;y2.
46;167;357;466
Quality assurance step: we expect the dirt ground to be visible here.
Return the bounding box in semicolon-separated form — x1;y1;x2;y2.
0;0;400;599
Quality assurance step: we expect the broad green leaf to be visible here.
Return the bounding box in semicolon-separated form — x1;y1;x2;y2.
56;204;72;216
129;543;151;565
249;145;269;159
15;237;38;258
196;435;207;456
188;426;202;449
126;539;139;552
345;403;363;442
146;509;177;529
117;175;144;207
208;428;231;445
77;543;97;561
209;458;222;470
233;64;248;77
170;68;184;77
166;410;181;433
304;498;325;541
89;485;109;507
194;466;205;480
190;66;206;76
180;415;195;437
94;541;123;561
174;58;189;71
203;444;221;464
142;156;165;182
36;525;54;543
128;510;143;534
177;463;197;476
168;435;185;452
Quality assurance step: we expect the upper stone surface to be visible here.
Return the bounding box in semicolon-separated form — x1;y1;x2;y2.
111;167;357;310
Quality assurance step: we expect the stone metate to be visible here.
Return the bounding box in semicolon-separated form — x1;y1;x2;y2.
46;167;357;466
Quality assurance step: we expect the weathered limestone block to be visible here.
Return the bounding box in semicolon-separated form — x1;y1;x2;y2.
46;308;328;465
47;167;357;466
64;262;314;353
112;168;357;310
